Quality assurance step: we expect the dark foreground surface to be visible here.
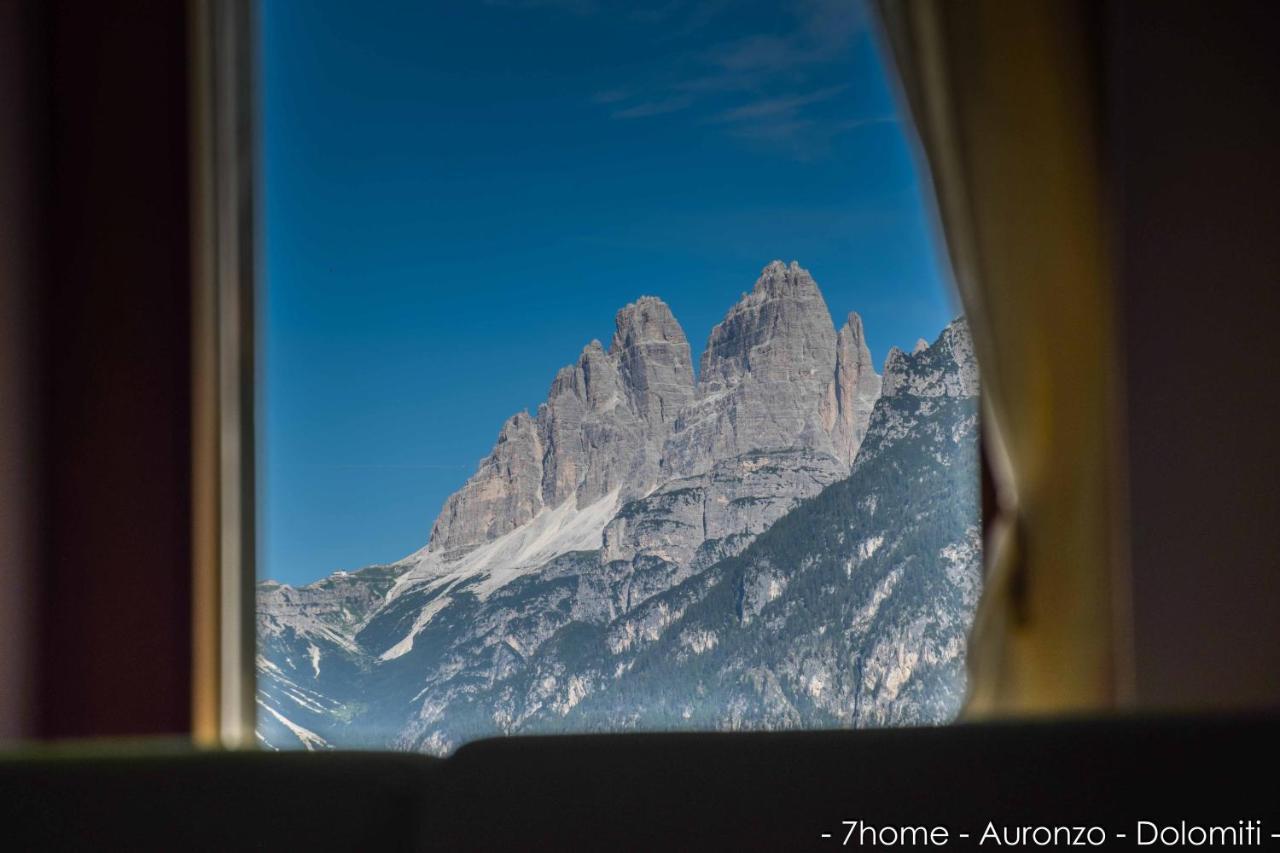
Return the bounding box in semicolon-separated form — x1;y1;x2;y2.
2;714;1277;852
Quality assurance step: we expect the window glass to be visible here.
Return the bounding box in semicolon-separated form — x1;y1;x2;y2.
257;0;979;752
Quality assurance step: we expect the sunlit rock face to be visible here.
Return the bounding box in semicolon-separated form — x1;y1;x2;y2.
663;261;841;478
428;296;696;562
827;311;883;466
610;296;697;448
427;411;546;563
256;262;979;756
426;261;877;583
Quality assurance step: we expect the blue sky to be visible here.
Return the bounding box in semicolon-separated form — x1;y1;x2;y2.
260;0;957;586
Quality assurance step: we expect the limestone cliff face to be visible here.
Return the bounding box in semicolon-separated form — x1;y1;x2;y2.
611;296;696;439
599;448;845;570
825;311;883;466
881;317;977;400
535;338;642;510
428;297;696;560
602;264;880;579
428;412;545;561
428;261;886;588
663;261;842;478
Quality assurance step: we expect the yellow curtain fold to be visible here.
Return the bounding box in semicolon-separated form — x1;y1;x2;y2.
876;0;1130;715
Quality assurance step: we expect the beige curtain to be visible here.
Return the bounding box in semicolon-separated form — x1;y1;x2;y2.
876;0;1130;715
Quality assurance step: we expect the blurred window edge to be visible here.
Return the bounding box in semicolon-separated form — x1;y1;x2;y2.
190;0;258;748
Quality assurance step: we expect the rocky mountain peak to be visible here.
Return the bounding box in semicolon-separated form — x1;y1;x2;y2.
881;317;977;399
609;296;685;353
882;346;907;383
428;262;890;562
609;296;695;437
753;259;821;299
825;311;882;465
661;261;841;478
502;409;536;435
698;260;833;390
841;309;867;341
574;339;619;411
427;409;545;560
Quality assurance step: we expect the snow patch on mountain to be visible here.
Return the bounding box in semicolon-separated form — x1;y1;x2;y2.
258;700;330;751
378;591;457;661
389;488;622;606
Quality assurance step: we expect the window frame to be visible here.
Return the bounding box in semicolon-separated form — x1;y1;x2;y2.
192;0;999;750
191;0;258;748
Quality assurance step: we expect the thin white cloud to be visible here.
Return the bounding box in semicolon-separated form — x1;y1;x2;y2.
663;0;734;38
612;95;695;119
727;113;898;162
709;34;800;73
591;89;631;104
798;0;866;56
836;115;899;131
483;0;599;13
628;0;685;25
578;0;879;162
671;69;768;95
702;0;867;76
711;85;848;123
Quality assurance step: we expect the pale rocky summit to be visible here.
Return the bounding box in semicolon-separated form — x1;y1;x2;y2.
535;337;645;510
610;296;696;437
427;296;697;561
427;261;879;576
428;411;545;561
603;264;880;582
825;311;883;466
663;261;842;478
881;317;978;399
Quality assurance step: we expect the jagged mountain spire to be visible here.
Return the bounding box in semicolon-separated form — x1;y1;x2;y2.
882;316;977;399
427;410;545;561
664;260;844;477
825;311;882;466
610;296;696;436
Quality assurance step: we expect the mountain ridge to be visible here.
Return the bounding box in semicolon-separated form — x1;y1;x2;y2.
256;261;979;753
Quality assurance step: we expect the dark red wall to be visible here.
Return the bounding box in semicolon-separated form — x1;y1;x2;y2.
7;0;196;739
0;0;43;742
